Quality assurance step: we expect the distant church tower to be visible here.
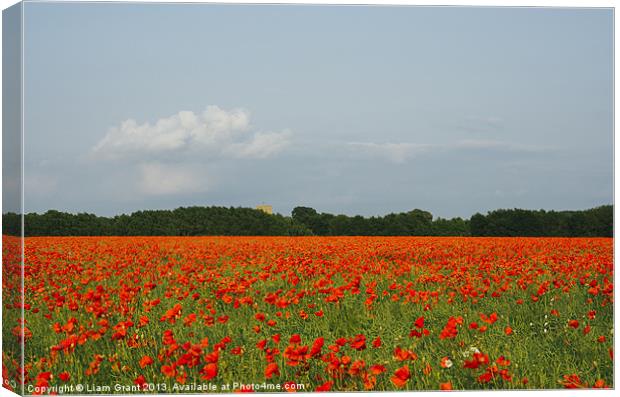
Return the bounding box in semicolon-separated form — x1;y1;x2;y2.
256;204;273;215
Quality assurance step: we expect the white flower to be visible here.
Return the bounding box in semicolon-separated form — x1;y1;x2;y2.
461;346;480;358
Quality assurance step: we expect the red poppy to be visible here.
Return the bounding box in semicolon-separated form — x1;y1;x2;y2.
315;381;333;392
140;355;154;368
561;374;584;389
350;334;367;351
391;365;411;388
134;375;147;389
496;356;511;367
161;365;176;378
201;363;218;380
464;352;489;369
265;363;279;379
439;357;453;369
593;379;608;388
439;381;452;390
369;364;386;374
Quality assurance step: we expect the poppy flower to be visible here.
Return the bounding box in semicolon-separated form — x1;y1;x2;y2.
350;334;366;351
161;365;176;378
593;379;608;388
309;337;324;357
315;382;333;392
440;357;453;369
391;365;411;388
394;346;417;361
464;352;489;369
439;382;452;390
201;363;218;380
369;364;386;374
140;356;154;368
480;312;498;325
256;339;268;350
496;356;511;367
134;375;147;389
265;363;279;379
439;317;462;339
561;374;584;388
478;370;494;383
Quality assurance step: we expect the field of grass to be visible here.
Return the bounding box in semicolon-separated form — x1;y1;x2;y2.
2;235;614;393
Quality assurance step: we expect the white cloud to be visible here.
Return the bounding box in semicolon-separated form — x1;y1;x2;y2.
92;106;289;160
89;106;292;197
225;130;293;159
138;162;207;196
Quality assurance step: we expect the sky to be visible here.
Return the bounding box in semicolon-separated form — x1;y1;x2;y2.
5;3;614;218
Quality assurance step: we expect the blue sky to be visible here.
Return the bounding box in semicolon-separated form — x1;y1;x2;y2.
9;3;614;217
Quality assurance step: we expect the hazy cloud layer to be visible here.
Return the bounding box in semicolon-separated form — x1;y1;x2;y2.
346;139;550;164
347;142;433;163
138;163;208;196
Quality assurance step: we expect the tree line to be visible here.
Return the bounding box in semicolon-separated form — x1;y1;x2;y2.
1;204;612;237
469;205;613;237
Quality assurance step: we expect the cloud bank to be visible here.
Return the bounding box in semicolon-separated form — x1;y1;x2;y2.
92;106;291;160
90;106;292;196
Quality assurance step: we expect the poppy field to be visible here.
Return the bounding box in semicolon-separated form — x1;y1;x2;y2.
2;235;614;393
